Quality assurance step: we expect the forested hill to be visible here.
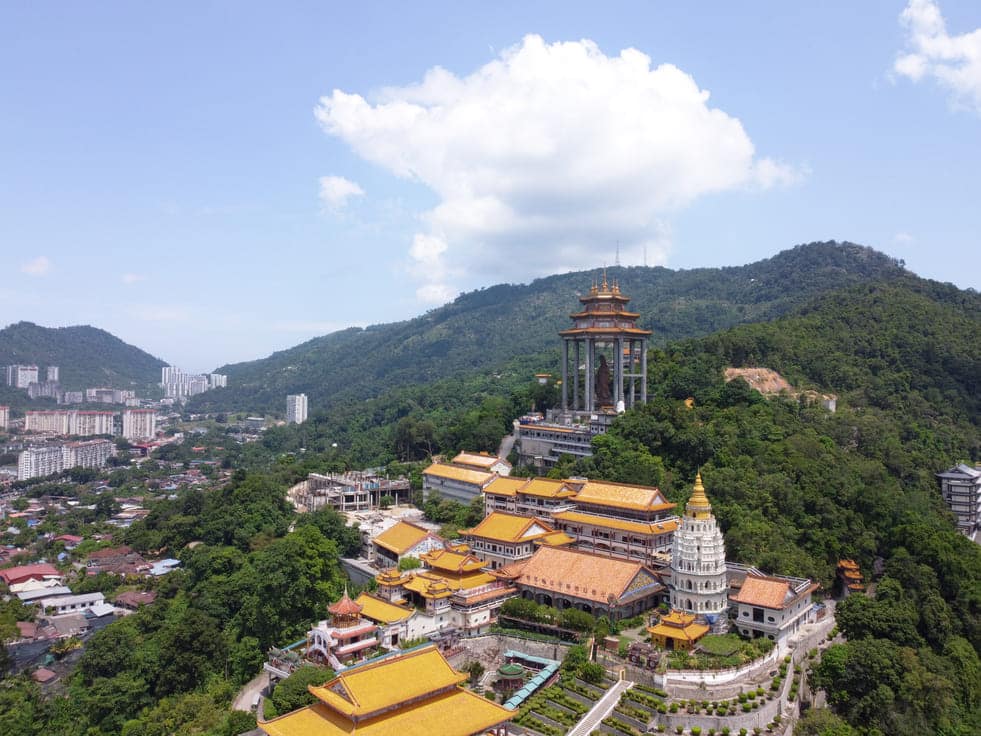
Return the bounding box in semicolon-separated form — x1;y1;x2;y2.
0;322;167;391
190;241;908;414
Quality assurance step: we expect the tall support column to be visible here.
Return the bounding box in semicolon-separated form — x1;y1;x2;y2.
573;341;581;411
640;338;648;404
628;339;636;408
585;339;594;412
615;337;624;406
561;339;569;411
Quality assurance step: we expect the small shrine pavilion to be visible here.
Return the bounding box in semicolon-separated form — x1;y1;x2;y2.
306;590;380;669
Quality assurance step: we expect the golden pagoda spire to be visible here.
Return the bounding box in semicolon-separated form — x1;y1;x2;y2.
686;471;713;519
602;268;609;291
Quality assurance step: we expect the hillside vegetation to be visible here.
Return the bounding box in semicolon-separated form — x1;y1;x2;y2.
0;322;166;397
190;242;908;415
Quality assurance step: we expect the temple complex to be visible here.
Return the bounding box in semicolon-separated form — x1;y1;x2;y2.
259;645;514;736
668;473;729;630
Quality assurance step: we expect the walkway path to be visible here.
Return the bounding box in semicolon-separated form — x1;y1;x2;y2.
567;678;634;736
232;671;268;712
497;431;516;461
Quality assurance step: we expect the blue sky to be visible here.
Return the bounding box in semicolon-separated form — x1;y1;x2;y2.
2;1;979;373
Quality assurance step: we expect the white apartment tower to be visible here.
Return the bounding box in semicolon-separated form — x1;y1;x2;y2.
122;409;157;441
18;446;65;480
286;393;308;424
46;366;59;382
25;410;72;434
0;406;8;430
70;411;115;436
209;373;227;389
669;473;729;630
7;365;39;388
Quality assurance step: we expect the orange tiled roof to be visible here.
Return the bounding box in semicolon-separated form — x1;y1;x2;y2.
730;575;795;609
514;546;662;604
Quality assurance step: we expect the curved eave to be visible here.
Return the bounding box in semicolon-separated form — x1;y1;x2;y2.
569;310;641;319
559;327;653;337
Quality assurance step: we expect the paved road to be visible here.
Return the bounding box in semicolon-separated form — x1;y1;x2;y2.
498;430;516;461
232;671;268;712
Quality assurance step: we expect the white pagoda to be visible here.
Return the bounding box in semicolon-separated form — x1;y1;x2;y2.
669;472;729;631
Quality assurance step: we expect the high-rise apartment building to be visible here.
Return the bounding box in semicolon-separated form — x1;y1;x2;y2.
63;439;115;470
209;373;227;389
70;411;115;436
25;410;72;434
18;446;63;480
286;393;308;424
0;405;9;430
46;366;59;382
6;365;39;388
122;409;157;441
17;439;115;480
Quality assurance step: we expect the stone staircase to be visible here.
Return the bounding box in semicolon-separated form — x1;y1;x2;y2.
567;677;634;736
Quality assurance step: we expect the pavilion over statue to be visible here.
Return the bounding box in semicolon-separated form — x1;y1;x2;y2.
559;271;652;413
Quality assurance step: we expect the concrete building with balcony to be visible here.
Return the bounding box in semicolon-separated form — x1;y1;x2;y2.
729;570;818;647
422;462;496;504
18;446;65;480
69;411;115;436
286;393;308;424
482;476;578;518
122;409;157;440
6;364;39;388
937;463;981;537
0;405;8;430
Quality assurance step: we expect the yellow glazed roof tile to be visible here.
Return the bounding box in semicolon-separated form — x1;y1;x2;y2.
371;521;434;555
422;462;495;486
260;686;512;736
450;452;501;469
461;512;555;543
553;510;679;535
353;593;413;624
306;646;465;717
482;476;528;497
572;481;674;511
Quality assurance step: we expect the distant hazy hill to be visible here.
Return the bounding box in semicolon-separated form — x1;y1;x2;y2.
0;322;167;393
190;241;910;414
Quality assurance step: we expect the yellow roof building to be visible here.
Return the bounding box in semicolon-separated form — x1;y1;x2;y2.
460;512;558;544
552;510;679;536
570;480;675;513
259;645;513;736
422;462;495;486
353;593;414;625
372;520;440;556
648;610;710;651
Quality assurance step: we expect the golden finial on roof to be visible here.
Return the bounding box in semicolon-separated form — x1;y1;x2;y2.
602;268;609;291
686;471;712;519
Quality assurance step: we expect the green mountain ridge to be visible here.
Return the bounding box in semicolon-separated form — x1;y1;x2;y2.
0;322;167;399
191;241;910;414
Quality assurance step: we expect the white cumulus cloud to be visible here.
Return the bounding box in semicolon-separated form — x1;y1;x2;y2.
894;0;981;113
315;35;800;302
21;256;51;276
318;175;365;210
